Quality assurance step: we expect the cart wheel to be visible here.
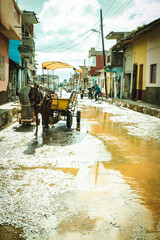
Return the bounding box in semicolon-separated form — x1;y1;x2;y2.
77;111;81;125
67;111;73;128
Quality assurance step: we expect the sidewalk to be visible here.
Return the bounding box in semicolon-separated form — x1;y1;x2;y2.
0;98;160;130
104;97;160;118
0;102;18;129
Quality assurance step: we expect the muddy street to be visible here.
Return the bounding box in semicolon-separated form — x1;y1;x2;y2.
0;98;160;240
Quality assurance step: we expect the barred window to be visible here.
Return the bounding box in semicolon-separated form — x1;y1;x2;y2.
150;64;157;83
107;55;110;63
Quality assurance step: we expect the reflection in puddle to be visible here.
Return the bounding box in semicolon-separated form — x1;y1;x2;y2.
0;225;24;240
0;101;160;239
81;104;160;226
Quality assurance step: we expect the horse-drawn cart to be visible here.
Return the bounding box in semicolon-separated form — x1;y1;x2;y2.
28;84;81;135
49;90;81;129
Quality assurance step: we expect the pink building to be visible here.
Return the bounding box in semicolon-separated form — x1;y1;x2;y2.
0;0;21;105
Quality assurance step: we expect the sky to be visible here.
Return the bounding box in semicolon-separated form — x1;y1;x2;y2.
17;0;160;81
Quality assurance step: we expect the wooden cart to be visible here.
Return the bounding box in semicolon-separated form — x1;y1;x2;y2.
49;91;81;129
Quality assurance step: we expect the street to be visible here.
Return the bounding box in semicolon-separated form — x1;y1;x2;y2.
0;96;160;240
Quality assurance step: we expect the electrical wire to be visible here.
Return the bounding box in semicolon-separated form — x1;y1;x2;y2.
105;0;133;21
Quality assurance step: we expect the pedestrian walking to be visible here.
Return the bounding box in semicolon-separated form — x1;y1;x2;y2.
116;78;121;99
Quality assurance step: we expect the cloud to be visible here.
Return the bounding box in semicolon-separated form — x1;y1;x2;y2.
103;0;160;33
39;0;100;34
36;0;101;76
35;0;160;79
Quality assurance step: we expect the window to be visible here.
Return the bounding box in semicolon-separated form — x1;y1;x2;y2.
107;55;110;63
139;64;143;89
89;56;96;67
150;64;157;83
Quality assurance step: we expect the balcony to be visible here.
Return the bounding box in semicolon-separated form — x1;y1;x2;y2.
18;44;33;58
106;51;123;67
18;36;35;59
88;67;97;76
22;37;35;49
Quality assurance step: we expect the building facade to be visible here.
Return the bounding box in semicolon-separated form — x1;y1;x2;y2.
88;47;108;96
110;18;160;105
18;11;39;88
146;26;160;105
123;45;133;99
9;40;22;99
0;0;21;105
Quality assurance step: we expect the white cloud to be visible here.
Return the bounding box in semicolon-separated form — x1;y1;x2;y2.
36;0;101;76
103;0;160;33
39;0;100;34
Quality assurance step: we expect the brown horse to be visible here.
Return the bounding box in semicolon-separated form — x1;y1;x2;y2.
29;84;51;136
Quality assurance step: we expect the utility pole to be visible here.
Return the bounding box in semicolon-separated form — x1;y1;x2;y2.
47;69;49;89
100;9;107;99
84;59;86;90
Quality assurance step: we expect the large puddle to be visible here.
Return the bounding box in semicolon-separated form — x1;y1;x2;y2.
0;99;160;239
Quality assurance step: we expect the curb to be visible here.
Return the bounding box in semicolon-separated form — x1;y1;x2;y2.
104;98;160;119
0;107;18;129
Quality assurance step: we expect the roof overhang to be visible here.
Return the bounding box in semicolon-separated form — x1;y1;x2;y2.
9;59;24;70
106;31;131;40
22;11;39;24
111;18;160;51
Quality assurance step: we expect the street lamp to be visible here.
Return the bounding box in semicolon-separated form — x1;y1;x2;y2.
91;9;107;99
91;29;100;33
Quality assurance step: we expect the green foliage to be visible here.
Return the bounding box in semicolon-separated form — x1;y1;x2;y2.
59;83;63;87
132;24;147;33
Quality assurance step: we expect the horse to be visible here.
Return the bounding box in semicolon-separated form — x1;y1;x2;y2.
29;84;51;136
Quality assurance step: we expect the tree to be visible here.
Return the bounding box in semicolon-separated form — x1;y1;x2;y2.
63;79;67;85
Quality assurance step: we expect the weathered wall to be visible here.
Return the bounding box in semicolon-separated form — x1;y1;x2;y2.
133;35;147;91
123;45;133;99
146;27;160;87
0;32;9;100
145;87;160;105
0;0;21;40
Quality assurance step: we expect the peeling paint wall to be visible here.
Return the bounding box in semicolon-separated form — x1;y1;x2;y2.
133;35;147;91
0;33;9;104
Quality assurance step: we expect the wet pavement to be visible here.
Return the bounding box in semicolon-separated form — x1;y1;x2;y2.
0;97;160;240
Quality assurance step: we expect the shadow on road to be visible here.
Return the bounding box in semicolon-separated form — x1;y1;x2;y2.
23;123;86;155
13;124;35;132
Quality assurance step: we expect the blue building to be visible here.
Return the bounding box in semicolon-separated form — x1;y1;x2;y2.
9;40;23;99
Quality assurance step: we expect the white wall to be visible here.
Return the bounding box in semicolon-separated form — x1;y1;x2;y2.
123;45;133;96
146;27;160;87
124;45;133;73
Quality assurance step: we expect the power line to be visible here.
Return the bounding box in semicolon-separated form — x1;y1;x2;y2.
37;20;100;52
103;0;117;18
105;0;133;21
36;0;133;54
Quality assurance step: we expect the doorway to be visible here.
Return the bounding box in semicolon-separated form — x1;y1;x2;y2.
138;64;143;100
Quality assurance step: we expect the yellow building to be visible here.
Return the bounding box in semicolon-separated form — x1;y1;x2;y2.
111;18;160;105
133;35;147;101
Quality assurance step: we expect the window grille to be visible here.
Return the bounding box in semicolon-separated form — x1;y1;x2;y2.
150;64;157;83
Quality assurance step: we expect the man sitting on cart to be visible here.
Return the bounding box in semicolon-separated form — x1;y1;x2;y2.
94;84;101;101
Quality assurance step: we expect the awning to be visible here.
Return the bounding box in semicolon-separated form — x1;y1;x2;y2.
9;59;24;70
42;61;82;73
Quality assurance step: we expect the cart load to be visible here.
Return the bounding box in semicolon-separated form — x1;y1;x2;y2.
18;86;35;124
